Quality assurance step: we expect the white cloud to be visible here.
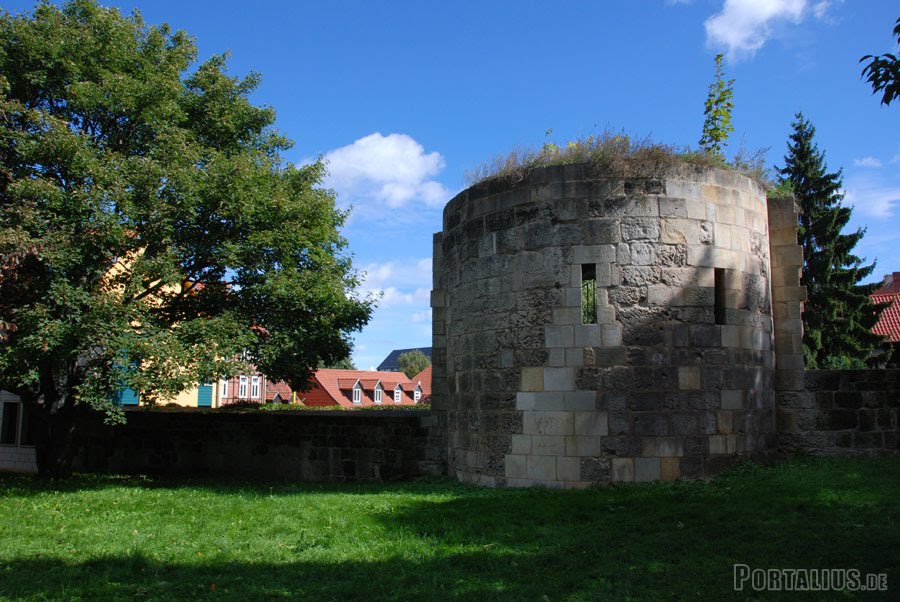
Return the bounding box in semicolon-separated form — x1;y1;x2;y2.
844;176;900;219
891;154;900;165
410;309;432;323
811;1;830;20
854;157;883;169
357;259;432;309
319;133;451;209
359;259;431;291
379;287;431;308
704;0;807;60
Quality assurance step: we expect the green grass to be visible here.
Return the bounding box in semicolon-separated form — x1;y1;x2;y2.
0;457;897;600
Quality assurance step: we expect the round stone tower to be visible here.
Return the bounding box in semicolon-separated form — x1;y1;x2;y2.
430;162;777;487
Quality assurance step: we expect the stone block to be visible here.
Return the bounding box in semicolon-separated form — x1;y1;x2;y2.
565;348;585;367
634;457;661;482
720;325;740;348
556;456;581;481
564;390;597;411
506;478;534;488
548;348;566;367
531;435;566;456
600;324;623;347
642;437;684;457
580;457;611;481
583;219;621;244
523;411;574;436
660;457;680;481
719;389;744;410
574;412;609;436
544;367;575;391
545;325;574;348
573;244;616;263
574;324;600;347
511;434;531;455
633;413;669;436
505;454;526;478
679;367;702;390
565;435;604;456
521;367;543;392
630;242;658;265
716;410;734;433
532;392;567;411
516;392;536;410
552;307;581;325
621;218;660;241
526;455;557;480
611;457;635;482
647;284;680;306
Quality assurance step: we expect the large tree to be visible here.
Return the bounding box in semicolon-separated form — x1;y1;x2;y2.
397;350;430;380
860;17;900;107
0;0;373;476
776;113;888;368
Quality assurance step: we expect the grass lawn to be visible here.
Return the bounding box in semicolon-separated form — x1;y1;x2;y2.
0;457;897;601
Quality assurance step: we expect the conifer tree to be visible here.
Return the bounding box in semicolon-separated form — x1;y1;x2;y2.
776;113;889;368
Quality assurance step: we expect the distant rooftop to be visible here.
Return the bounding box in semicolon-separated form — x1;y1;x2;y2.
377;347;432;372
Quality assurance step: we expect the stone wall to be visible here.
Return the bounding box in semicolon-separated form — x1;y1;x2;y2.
73;409;442;482
433;163;777;488
778;370;900;456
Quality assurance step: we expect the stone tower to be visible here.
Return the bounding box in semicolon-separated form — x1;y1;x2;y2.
431;162;798;487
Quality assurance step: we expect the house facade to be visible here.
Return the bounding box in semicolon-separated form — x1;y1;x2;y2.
871;272;900;367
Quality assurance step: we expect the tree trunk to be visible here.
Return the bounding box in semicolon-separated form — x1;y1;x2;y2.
33;406;81;479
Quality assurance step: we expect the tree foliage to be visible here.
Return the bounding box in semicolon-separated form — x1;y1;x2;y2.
319;357;356;370
776;113;889;368
0;0;373;475
397;350;430;380
860;17;900;107
699;53;734;159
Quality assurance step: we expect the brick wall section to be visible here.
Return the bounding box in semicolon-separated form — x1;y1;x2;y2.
73;409;443;482
777;370;900;456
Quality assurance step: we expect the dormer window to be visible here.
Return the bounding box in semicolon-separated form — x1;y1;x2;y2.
414;388;421;403
352;384;362;404
394;386;402;403
374;384;383;404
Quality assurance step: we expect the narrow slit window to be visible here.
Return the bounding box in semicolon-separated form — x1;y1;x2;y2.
714;268;727;325
581;264;597;324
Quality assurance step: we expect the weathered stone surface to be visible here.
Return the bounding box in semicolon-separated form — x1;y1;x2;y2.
437;163;787;487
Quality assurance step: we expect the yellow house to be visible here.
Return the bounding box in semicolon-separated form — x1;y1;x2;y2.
106;249;225;409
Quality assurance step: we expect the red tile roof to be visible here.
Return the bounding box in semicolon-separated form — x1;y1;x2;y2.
413;365;432;401
871;293;900;343
301;369;427;407
265;380;292;402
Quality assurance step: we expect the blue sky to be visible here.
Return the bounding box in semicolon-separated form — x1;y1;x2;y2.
7;0;899;370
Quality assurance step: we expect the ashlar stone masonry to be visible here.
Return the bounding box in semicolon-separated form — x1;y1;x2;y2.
431;163;781;487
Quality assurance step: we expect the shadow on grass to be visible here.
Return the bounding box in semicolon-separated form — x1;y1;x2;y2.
0;458;897;600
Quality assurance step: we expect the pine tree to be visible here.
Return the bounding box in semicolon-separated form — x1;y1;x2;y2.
777;113;889;368
699;53;734;160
